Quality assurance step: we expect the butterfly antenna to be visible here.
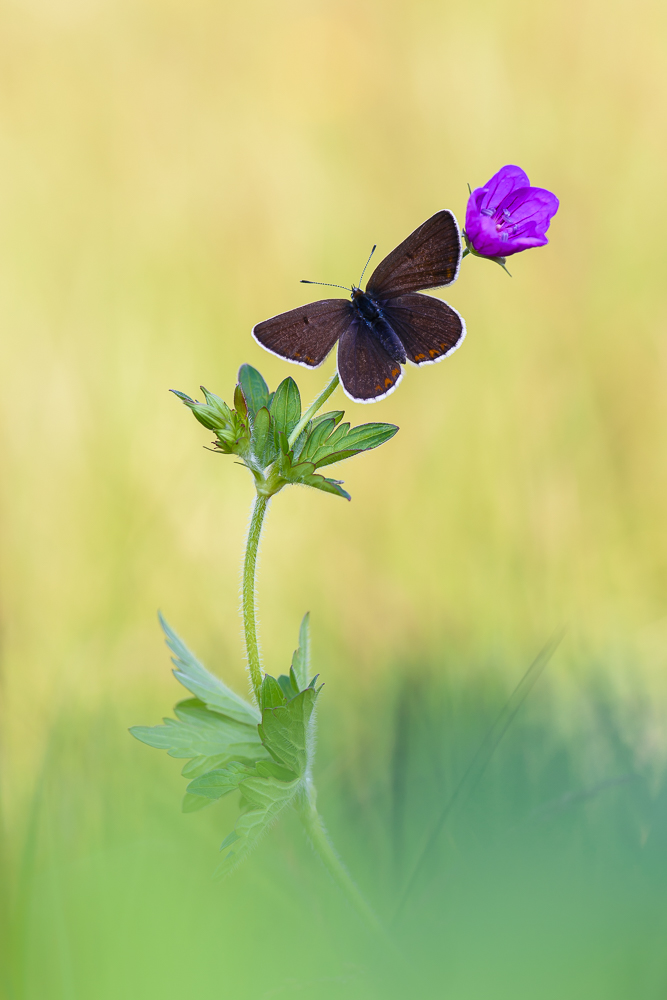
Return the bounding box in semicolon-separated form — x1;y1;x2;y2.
300;279;349;290
358;244;377;287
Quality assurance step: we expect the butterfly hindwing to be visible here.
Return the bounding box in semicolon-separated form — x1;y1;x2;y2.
337;320;404;403
381;293;466;366
252;299;353;368
366;210;462;298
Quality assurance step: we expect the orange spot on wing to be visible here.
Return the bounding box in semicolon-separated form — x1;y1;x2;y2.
391;367;400;377
305;356;315;364
384;377;393;388
414;353;426;361
429;348;439;357
375;384;382;392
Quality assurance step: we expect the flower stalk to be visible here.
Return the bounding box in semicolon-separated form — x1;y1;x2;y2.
242;492;270;703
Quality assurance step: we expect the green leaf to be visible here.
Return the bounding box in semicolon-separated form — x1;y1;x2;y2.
299;417;336;462
214;682;321;876
301;473;351;501
129;698;264;761
186;761;257;801
258;687;318;775
238;365;270;419
250;407;276;468
216;770;301;877
291;613;311;691
337;422;398;452
276;672;299;700
312;449;363;469
310;410;345;430
182;792;215;813
159;614;260;725
270;377;301;438
260;674;286;710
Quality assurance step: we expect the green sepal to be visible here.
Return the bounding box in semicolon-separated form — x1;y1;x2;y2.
233;383;248;420
238;364;270;418
462;228;512;276
270;377;301;438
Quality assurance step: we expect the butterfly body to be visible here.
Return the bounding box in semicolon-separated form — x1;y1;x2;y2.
350;288;408;364
253;210;466;403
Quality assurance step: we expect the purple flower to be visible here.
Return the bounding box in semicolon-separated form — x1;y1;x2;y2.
464;165;559;259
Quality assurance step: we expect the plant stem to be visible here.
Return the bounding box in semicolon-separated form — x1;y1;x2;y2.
242;492;269;703
288;372;340;448
300;782;383;933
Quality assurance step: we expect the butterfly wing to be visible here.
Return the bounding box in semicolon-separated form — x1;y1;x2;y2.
337;320;404;403
381;293;466;366
252;299;353;368
365;210;462;298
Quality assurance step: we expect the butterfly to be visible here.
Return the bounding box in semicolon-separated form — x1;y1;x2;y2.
252;210;466;403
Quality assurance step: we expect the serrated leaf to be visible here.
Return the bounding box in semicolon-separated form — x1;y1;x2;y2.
338;422;399;451
300;418;336;462
324;420;351;450
312;448;362;469
215;770;300;877
311;410;345;430
215;679;321;877
258;687;318;775
130;699;264;762
238;365;270;419
291;613;311;690
255;760;298;781
260;674;286;710
276;672;299;700
270;377;301;438
251;407;276;468
182;792;215;813
187;761;258;801
159;614;260;725
301;473;351;501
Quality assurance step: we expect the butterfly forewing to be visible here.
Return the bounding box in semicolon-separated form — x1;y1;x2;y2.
252;299;352;368
366;210;462;298
381;294;466;366
337;320;403;403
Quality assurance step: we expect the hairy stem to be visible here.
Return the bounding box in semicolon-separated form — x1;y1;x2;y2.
300;782;382;933
242;493;269;703
288;372;340;448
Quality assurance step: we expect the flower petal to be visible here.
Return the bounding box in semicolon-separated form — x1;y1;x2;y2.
475;164;531;214
498;186;560;235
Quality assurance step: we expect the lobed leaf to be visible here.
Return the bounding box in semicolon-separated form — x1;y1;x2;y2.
129;698;264;762
159;614;260;725
258;687;318;775
291;613;311;691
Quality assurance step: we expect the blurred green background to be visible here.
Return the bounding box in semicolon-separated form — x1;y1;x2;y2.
1;0;666;996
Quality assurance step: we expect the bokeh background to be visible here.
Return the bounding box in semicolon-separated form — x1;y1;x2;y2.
1;0;667;996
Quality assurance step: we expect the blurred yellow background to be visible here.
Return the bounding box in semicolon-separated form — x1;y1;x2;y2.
1;0;666;803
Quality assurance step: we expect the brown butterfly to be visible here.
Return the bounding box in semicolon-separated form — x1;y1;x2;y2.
252;210;466;403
